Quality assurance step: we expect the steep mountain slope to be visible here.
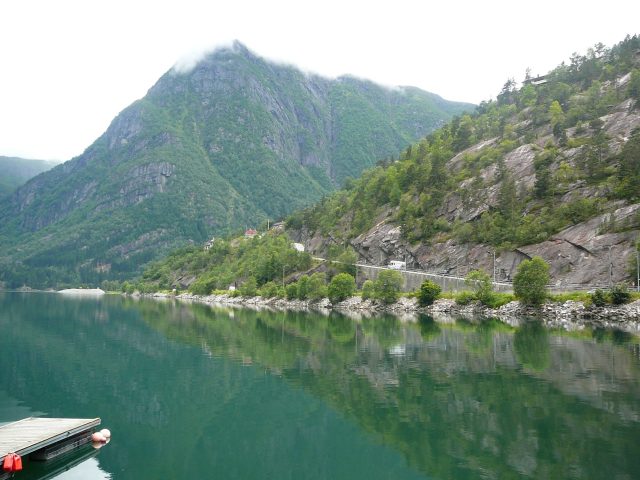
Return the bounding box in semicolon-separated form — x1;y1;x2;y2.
0;41;472;288
0;156;57;197
289;36;640;288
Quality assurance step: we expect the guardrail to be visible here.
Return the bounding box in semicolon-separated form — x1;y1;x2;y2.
316;257;636;293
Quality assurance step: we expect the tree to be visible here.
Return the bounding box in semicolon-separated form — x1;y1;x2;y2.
533;149;555;199
259;281;279;298
328;273;356;303
361;280;374;300
548;100;565;129
627;69;640;100
497;78;516;105
590;289;607;307
373;270;403;304
513;257;550;305
616;129;640;199
548;100;565;139
333;247;357;276
609;284;631;305
452;114;475;151
307;273;327;301
285;282;299;300
297;275;310;300
417;280;441;307
464;270;494;305
240;276;258;297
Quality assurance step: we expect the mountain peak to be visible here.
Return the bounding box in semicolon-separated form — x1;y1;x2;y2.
0;45;472;288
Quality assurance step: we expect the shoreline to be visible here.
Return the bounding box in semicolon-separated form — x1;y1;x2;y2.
139;291;640;334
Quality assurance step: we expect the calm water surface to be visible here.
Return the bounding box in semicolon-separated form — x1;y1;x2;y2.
1;292;639;479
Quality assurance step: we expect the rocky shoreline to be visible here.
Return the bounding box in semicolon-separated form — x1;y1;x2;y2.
142;292;640;334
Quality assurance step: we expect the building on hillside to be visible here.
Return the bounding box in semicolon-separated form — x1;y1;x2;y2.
292;242;305;252
204;237;215;250
245;228;258;238
523;74;547;86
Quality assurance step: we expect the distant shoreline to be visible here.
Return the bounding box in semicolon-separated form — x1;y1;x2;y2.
137;291;640;334
3;288;638;333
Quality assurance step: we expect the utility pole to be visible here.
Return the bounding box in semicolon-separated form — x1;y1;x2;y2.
608;245;613;287
487;249;496;283
282;265;287;288
636;247;639;292
493;250;496;283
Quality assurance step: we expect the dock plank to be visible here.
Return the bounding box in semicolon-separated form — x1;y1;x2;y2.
0;417;100;459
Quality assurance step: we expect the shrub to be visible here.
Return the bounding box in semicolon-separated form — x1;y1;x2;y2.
610;284;631;305
482;292;515;308
361;280;374;300
465;270;494;305
286;282;299;300
239;276;258;297
307;273;327;301
549;291;592;303
455;291;475;305
513;256;550;305
328;273;356;303
297;275;310;300
591;289;607;307
417;280;441;307
373;270;403;304
259;281;279;298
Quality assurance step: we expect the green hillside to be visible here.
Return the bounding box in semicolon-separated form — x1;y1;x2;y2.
0;156;57;197
284;36;640;287
0;42;471;289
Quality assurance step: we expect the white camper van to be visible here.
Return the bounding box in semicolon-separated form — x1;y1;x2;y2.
388;260;406;270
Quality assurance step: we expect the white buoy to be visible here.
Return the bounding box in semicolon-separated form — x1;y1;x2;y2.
92;432;106;443
100;428;111;439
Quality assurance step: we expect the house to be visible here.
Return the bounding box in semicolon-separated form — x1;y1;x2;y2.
204;237;215;250
292;242;305;252
523;74;548;86
270;221;285;232
244;228;258;239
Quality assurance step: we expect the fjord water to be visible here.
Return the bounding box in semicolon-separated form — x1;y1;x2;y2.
1;293;639;479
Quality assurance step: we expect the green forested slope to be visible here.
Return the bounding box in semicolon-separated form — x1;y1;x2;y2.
288;36;640;256
0;156;57;197
0;41;471;288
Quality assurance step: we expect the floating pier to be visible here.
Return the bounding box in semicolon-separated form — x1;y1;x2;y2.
0;417;100;475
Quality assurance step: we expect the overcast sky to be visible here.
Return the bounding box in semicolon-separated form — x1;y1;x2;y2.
1;0;639;161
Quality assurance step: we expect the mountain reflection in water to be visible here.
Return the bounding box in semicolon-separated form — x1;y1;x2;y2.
0;292;639;479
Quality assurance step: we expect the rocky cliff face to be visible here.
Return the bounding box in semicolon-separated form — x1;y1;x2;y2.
0;41;472;287
291;66;640;289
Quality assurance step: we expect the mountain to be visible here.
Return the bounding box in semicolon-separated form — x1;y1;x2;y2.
287;36;640;288
0;156;57;197
0;41;472;288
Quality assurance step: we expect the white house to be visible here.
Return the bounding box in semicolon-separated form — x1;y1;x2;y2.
292;242;305;252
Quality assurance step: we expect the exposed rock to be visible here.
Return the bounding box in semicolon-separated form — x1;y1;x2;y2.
96;162;175;211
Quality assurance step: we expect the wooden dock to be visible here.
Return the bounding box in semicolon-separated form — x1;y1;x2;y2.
0;417;100;463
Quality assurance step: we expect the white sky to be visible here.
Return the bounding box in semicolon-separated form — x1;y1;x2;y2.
1;0;638;161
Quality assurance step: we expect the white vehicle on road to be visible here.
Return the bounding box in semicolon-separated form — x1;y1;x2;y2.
388;260;406;270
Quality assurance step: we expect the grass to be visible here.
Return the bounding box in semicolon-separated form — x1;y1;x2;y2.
548;291;592;303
